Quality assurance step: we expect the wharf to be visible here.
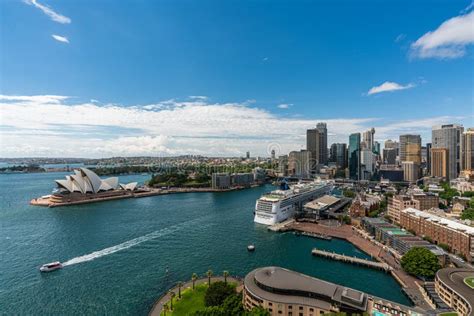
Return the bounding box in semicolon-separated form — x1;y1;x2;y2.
311;248;391;272
267;219;295;232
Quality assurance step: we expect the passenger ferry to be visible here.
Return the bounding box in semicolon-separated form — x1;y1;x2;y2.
254;179;333;225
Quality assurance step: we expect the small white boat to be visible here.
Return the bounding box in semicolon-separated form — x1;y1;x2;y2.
40;261;63;272
247;245;255;252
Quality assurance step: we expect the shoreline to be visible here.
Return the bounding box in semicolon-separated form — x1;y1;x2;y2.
30;185;262;208
280;221;434;310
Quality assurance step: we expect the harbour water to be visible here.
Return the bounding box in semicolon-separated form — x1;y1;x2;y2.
0;172;411;315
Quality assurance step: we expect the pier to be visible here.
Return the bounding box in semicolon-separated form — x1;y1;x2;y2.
311;248;392;272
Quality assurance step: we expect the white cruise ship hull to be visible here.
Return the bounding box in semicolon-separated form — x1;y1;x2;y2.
254;182;332;226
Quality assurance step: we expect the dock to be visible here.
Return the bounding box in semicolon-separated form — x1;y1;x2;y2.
299;231;332;240
267;219;295;232
311;248;392;272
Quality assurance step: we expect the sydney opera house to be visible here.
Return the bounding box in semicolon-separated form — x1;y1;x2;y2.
31;168;140;207
55;168;137;194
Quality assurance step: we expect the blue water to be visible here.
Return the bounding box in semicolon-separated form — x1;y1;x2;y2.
0;172;411;315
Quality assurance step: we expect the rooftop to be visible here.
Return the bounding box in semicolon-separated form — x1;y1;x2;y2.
402;208;474;236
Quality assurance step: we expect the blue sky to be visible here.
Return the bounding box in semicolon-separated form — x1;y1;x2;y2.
0;0;473;157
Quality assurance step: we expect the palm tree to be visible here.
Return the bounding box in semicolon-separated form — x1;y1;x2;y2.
206;269;213;286
163;303;169;316
191;273;198;290
177;281;183;299
169;291;175;311
223;270;229;284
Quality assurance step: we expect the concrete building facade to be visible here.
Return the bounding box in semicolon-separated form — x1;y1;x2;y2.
432;124;464;180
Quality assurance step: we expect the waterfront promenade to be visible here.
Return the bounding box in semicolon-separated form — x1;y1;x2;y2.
148;276;243;316
286;221;434;310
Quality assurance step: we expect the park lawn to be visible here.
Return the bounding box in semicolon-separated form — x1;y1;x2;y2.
438;313;458;316
464;277;474;289
162;281;238;316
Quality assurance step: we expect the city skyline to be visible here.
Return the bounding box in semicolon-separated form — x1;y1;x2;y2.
1;1;473;158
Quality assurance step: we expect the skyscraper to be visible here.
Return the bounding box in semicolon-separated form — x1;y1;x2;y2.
383;148;397;165
461;128;474;177
399;135;421;163
316;122;328;165
362;128;375;150
431;148;449;179
349;133;361;180
432;124;464;180
399;135;421;182
306;122;328;170
329;143;347;169
426;143;432;175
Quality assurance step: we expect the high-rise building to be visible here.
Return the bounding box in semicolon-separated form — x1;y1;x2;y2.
399;134;421;163
361;148;375;180
307;122;328;170
432;124;464;180
426;143;432;175
271;149;276;159
384;139;399;161
373;141;381;156
349;133;361;180
277;155;288;176
246;151;250;159
329;143;347;169
402;161;420;183
461;128;474;177
288;150;310;178
362;128;375;150
383;148;397;165
431;148;449;179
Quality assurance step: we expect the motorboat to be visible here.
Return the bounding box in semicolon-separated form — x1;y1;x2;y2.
247;245;255;252
40;261;63;272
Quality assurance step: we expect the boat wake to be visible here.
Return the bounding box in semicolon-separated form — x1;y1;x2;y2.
62;217;208;267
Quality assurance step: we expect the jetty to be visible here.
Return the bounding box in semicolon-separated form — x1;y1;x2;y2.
299;231;332;240
267;219;295;232
311;248;392;272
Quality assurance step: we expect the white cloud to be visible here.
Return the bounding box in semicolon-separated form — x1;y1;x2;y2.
189;96;208;100
395;34;406;43
410;11;474;59
51;34;69;43
24;0;71;24
277;103;292;109
0;95;468;158
367;81;415;95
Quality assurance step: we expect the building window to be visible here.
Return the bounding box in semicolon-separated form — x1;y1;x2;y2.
299;306;304;310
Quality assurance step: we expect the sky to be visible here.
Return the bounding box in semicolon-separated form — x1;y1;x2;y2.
0;0;473;158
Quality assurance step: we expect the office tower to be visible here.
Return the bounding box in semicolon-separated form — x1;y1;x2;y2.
461;128;474;177
426;143;432;175
432;124;464;180
307;122;328;169
288;150;310;178
246;151;250;159
362;128;375;150
384;139;399;160
383;148;397;165
316;123;328;165
349;133;361;180
402;161;419;182
361;148;375;180
277;155;288;176
431;148;449;179
399;135;421;163
329;143;347;169
271;149;276;159
373;141;381;156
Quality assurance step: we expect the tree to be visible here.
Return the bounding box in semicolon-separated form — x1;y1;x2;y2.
221;293;244;315
343;189;356;198
163;303;169;316
207;269;213;286
177;281;183;299
192;273;198;290
204;281;235;307
169;291;176;310
401;247;441;279
223;270;229;284
461;208;474;220
247;307;270;315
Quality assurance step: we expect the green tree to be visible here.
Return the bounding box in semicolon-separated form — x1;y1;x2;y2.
401;247;441;279
206;269;213;286
461;208;474;220
247;307;270;315
169;291;176;310
204;281;235;307
221;293;245;315
177;281;183;299
162;303;169;316
223;270;229;284
192;273;198;290
343;189;356;198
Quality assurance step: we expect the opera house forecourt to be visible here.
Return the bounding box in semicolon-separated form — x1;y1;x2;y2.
30;168;140;207
243;267;425;316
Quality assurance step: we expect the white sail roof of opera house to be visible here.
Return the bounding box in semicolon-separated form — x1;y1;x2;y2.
55;168;127;194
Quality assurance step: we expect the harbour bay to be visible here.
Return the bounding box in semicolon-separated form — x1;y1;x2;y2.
0;172;411;315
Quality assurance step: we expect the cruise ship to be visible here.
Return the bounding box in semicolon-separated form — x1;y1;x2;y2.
254;180;333;225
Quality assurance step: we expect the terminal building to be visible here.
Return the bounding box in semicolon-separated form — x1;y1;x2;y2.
243;266;423;316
